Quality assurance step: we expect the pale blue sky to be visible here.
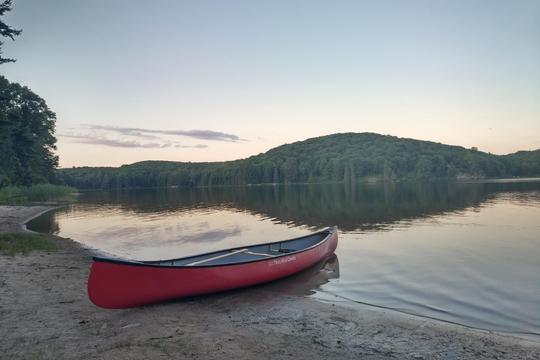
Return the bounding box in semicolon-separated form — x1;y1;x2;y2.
2;0;539;167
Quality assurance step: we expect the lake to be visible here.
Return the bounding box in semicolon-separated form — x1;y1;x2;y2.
28;179;540;338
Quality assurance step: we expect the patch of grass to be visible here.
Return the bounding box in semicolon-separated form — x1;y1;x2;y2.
0;232;56;255
0;184;76;204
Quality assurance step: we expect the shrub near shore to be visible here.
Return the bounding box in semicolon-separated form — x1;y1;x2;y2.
0;184;75;205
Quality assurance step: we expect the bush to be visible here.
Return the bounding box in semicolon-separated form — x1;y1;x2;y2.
0;184;75;204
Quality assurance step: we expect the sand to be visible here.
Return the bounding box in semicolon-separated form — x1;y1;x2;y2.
0;206;538;359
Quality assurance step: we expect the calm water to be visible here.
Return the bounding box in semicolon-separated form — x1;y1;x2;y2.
28;180;540;337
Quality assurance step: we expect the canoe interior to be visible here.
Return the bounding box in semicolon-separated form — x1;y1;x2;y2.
143;230;330;267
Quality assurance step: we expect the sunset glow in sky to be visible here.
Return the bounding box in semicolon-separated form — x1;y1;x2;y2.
3;0;539;167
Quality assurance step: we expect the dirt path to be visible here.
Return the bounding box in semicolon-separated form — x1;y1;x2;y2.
0;206;538;359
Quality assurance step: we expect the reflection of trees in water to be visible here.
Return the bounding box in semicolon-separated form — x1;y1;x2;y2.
26;209;60;234
69;181;540;232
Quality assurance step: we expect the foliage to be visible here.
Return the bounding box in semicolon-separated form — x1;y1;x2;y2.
501;150;540;177
0;232;55;255
0;0;21;64
58;133;540;189
0;184;75;204
0;76;59;187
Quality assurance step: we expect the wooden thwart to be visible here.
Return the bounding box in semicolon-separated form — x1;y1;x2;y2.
185;248;277;266
186;248;249;266
245;251;275;257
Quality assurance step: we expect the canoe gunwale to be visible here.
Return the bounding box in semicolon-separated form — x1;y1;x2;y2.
92;226;337;269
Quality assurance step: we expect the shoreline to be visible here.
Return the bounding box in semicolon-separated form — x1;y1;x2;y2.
51;176;540;192
0;205;59;232
20;206;61;232
1;205;538;359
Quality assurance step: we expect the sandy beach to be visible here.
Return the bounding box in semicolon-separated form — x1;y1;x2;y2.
0;206;538;359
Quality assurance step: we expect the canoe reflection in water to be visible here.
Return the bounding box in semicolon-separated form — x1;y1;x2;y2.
260;253;339;296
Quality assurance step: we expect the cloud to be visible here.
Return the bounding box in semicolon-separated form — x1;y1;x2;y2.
59;134;166;148
59;134;206;149
86;125;244;142
175;144;208;149
58;125;228;149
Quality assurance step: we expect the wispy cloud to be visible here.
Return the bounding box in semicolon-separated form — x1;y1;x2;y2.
86;125;244;142
59;134;167;148
59;134;207;149
175;144;208;149
58;124;232;149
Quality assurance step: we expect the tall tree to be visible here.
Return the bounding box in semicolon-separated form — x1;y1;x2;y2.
0;76;58;186
0;1;59;187
0;0;21;64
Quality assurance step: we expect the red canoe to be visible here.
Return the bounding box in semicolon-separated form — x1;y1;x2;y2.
88;226;338;308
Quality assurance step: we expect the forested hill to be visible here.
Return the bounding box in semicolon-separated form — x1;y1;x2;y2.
58;133;540;189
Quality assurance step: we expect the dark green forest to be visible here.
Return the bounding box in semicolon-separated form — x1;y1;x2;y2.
0;76;59;187
59;133;540;190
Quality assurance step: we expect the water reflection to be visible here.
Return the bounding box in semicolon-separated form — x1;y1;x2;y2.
261;254;340;296
27;180;540;337
38;180;540;232
29;209;59;234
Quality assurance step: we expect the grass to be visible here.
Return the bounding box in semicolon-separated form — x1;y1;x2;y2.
0;184;76;205
0;232;56;255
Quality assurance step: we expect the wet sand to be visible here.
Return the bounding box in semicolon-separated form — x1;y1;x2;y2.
0;206;538;359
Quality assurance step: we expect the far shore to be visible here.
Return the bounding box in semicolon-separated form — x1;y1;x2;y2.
49;175;540;193
0;205;538;359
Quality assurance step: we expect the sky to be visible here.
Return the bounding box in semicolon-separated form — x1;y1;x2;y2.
2;0;539;167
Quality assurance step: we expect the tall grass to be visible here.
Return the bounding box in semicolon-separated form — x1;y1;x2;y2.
0;184;76;205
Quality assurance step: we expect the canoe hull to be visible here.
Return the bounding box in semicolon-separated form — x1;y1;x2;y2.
88;229;338;308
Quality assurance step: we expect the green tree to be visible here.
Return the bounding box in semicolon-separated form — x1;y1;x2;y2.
0;76;58;186
0;0;21;64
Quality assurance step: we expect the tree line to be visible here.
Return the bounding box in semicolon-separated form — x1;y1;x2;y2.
58;133;540;190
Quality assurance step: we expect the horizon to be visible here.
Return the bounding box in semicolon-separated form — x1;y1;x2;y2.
57;131;540;169
3;0;540;167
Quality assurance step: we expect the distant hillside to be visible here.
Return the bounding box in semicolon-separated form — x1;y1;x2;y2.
58;133;540;189
500;149;540;177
